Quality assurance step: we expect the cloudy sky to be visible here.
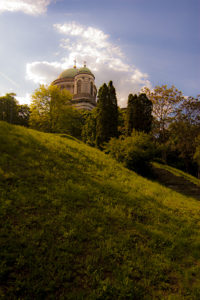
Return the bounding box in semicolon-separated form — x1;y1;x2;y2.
0;0;199;107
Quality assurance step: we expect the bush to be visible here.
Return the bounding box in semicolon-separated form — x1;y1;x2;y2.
105;130;156;174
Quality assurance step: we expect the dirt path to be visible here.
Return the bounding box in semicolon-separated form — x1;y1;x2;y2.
152;166;200;200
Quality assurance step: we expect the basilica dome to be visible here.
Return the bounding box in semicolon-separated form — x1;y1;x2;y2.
78;67;94;77
58;68;78;79
52;62;97;111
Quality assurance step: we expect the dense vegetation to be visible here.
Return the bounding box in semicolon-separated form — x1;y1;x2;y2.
1;121;200;299
0;93;30;127
1;82;199;178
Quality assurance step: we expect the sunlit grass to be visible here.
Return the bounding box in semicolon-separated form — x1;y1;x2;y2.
1;121;200;299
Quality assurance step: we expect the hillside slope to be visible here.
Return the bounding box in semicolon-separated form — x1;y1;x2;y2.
0;121;200;299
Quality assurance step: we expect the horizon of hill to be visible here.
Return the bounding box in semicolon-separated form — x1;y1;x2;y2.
1;121;200;299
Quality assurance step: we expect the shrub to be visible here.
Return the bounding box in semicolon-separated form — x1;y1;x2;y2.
106;130;156;174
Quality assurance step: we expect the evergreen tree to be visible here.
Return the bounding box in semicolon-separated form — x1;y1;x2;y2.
134;93;153;133
96;82;118;147
125;94;137;136
108;81;118;138
126;93;152;135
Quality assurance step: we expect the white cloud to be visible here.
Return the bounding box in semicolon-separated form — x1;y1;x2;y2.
0;0;51;15
26;61;62;84
16;93;31;105
26;22;151;107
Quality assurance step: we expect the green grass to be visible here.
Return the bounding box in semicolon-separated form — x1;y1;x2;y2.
1;120;200;299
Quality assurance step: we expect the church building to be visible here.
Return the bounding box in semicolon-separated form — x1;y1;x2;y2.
52;62;97;110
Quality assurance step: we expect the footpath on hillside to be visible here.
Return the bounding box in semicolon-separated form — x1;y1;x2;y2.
152;164;200;201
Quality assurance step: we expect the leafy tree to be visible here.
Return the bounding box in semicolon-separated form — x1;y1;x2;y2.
0;93;19;124
30;84;71;132
57;105;83;139
194;135;200;178
96;81;118;147
17;104;30;127
118;107;127;136
81;108;97;146
142;85;184;142
126;93;152;135
168;95;200;174
106;130;156;174
0;93;30;126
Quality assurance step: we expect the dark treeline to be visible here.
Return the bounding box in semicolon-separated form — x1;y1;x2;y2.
0;93;30;127
1;83;200;178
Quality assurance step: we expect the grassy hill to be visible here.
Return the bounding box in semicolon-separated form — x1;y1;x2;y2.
1;121;200;299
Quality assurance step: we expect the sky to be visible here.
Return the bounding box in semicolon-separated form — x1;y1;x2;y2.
0;0;199;107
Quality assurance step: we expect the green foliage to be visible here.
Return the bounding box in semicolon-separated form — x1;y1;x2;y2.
0;93;18;124
166;95;200;175
81;108;97;146
106;130;156;174
142;85;184;143
194;135;200;178
0;93;30;126
96;81;118;147
17;104;30;127
1;122;200;298
126;94;137;136
29;84;83;138
126;93;152;135
118;107;127;136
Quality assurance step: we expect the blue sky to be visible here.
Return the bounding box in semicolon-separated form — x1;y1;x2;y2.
0;0;199;106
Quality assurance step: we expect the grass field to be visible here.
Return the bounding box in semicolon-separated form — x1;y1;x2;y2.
1;121;200;299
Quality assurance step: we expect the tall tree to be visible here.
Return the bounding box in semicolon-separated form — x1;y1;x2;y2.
96;82;118;147
194;134;200;178
125;94;137;136
125;93;152;135
108;81;118;138
0;93;19;124
142;85;184;143
168;95;200;174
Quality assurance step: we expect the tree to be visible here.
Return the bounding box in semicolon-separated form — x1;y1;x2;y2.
30;84;72;133
0;93;19;124
142;85;184;143
96;81;118;147
105;130;156;175
194;135;200;178
125;93;152;135
126;94;137;136
108;81;118;138
17;104;30;127
81;109;97;146
168;95;200;174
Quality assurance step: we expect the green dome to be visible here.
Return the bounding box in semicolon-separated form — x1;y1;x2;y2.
59;68;78;79
78;67;93;76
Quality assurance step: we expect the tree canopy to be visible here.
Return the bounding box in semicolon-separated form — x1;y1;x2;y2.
30;84;83;138
126;93;152;135
96;81;118;147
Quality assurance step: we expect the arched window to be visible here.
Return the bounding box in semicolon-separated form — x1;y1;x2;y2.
77;80;82;94
90;82;93;95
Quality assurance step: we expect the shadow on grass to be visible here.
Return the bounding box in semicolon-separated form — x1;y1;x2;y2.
150;165;200;201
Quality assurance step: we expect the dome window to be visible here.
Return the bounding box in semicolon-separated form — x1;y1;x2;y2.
77;80;82;94
90;82;93;96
